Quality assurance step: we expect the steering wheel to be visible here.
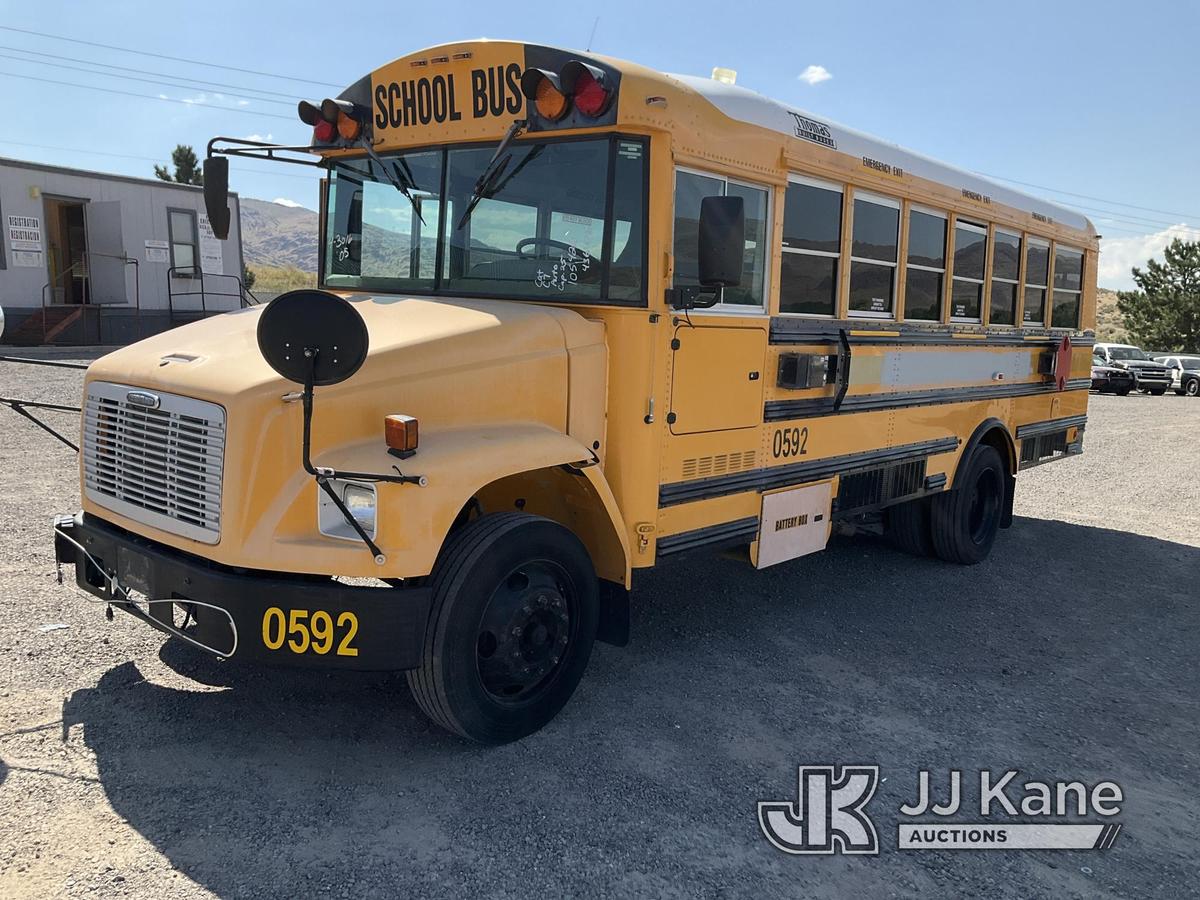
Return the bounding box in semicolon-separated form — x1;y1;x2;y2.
516;237;575;259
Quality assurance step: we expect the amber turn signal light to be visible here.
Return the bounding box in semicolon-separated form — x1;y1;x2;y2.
385;414;419;457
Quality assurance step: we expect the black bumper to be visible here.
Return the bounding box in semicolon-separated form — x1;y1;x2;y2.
53;512;432;670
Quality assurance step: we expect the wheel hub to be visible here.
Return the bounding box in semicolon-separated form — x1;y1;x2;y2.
475;566;571;701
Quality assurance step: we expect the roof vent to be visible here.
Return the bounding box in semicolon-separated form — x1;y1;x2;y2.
711;67;737;85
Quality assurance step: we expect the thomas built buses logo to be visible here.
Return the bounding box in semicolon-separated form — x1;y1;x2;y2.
759;766;1123;854
787;112;836;149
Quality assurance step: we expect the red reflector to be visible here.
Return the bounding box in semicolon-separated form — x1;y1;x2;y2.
573;70;609;117
313;119;337;143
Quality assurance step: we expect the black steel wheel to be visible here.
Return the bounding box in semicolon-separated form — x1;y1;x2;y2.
1185;378;1199;397
407;513;599;744
930;445;1005;565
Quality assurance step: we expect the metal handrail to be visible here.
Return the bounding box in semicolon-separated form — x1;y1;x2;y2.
167;266;260;326
38;250;142;344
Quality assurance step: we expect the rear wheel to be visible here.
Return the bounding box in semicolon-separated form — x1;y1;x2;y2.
1114;386;1132;396
930;445;1005;565
1186;379;1199;397
885;496;934;557
407;512;599;744
1149;387;1167;396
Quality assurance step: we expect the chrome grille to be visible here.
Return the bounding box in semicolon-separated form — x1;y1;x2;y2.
83;382;226;543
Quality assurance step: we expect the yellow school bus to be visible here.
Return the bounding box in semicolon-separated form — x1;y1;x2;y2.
53;40;1096;743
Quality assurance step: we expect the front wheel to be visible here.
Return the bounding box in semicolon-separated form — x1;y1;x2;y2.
1149;388;1167;396
930;445;1005;565
407;512;599;744
1114;386;1132;396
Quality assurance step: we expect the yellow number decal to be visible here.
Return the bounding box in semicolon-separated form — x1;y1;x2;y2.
310;610;334;655
287;609;310;653
262;607;286;650
336;612;359;657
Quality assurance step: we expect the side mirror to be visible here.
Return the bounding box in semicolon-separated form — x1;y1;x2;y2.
668;195;746;310
698;195;745;288
202;157;231;240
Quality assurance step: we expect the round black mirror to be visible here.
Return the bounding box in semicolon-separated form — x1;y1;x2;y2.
256;290;369;386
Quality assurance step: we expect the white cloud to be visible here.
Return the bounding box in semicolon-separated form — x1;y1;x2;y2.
244;133;274;142
157;93;168;100
272;197;303;208
798;65;832;86
181;92;208;105
237;99;250;106
1098;224;1198;290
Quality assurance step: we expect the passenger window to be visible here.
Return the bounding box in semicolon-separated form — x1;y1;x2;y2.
1051;245;1084;328
849;192;899;317
673;170;769;309
950;221;986;322
904;207;946;321
780;178;842;316
989;229;1021;326
1023;238;1051;325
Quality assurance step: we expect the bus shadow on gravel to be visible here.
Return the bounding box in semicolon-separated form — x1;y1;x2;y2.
59;517;1199;898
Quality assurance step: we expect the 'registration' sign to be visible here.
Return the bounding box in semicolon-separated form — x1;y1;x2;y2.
7;214;44;267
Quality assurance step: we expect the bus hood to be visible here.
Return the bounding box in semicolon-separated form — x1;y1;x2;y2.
85;294;604;432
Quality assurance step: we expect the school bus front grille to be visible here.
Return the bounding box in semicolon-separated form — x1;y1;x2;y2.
82;382;226;544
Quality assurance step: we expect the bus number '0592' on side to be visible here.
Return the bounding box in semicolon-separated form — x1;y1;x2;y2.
773;426;809;459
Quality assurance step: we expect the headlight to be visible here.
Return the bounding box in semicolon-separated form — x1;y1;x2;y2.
342;483;376;532
317;480;377;541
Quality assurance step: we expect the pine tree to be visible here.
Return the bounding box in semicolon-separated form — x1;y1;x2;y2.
1116;239;1200;351
153;145;204;186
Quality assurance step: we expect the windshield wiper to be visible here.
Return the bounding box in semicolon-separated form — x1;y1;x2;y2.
456;119;527;231
357;138;425;225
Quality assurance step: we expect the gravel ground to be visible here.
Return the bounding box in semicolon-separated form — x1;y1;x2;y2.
1;352;1198;899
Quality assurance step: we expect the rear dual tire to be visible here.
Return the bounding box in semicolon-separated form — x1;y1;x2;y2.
887;445;1005;566
407;512;599;744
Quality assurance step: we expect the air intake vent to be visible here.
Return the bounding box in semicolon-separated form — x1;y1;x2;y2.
836;458;927;513
681;450;757;480
1020;430;1068;466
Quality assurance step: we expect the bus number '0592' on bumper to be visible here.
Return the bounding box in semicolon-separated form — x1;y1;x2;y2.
262;607;359;657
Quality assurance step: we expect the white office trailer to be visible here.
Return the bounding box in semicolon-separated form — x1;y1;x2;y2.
0;157;245;345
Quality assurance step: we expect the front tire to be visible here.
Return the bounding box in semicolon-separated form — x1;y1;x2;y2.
407;512;599;744
1149;388;1167;396
1114;386;1132;396
930;445;1005;565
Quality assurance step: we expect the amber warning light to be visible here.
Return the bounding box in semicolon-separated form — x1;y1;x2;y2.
520;60;614;125
385;414;419;458
299;98;366;144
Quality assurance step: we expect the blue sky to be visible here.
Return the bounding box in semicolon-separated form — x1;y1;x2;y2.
2;0;1197;288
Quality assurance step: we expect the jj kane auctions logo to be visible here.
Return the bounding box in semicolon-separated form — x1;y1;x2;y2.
759;766;1123;854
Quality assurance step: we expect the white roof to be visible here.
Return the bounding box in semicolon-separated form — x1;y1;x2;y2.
671;75;1091;234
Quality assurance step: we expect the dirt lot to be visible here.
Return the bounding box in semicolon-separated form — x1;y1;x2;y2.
1;354;1198;899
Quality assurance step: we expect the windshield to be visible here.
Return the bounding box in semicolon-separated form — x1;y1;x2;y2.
1108;346;1149;361
323;135;646;304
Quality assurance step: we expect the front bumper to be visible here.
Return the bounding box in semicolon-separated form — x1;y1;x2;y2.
53;512;432;670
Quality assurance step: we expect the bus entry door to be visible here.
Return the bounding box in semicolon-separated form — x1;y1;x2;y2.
668;325;766;435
